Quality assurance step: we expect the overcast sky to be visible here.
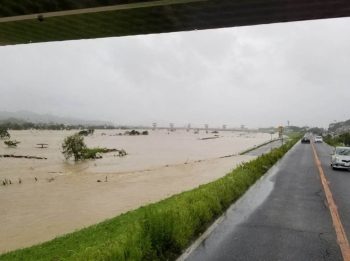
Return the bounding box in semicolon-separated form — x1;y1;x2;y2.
1;17;350;128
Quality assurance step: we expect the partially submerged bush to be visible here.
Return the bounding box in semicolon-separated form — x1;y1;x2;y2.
0;128;10;139
124;130;149;136
62;134;127;161
125;130;140;136
62;134;87;161
82;148;127;159
81;148;103;159
4;140;20;147
118;149;127;156
78;129;95;136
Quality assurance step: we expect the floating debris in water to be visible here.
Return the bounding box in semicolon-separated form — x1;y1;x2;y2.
0;154;47;160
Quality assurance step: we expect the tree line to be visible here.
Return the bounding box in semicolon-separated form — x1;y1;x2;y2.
0;121;116;130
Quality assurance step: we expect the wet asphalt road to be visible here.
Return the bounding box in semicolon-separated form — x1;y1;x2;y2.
317;143;350;249
185;142;349;261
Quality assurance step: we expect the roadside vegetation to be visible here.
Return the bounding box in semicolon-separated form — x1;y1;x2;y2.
323;132;350;147
1;135;300;261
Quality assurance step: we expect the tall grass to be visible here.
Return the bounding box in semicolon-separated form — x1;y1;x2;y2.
0;136;300;261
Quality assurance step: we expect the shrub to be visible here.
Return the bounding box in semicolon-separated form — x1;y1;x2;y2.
62;134;87;161
78;129;94;136
0;128;10;139
125;130;140;136
324;132;350;146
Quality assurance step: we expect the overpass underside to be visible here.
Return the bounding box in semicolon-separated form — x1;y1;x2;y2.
1;0;350;45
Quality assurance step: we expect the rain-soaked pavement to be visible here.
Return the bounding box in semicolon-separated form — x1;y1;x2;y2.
181;142;345;261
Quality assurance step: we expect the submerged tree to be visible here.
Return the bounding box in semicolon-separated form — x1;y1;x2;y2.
0;128;10;139
62;134;87;161
62;133;127;161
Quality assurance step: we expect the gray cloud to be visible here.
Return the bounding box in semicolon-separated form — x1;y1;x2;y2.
1;17;350;128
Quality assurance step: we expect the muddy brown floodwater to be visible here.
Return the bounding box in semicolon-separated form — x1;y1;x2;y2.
0;129;276;253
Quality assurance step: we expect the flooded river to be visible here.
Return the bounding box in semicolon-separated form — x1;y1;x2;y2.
0;129;275;253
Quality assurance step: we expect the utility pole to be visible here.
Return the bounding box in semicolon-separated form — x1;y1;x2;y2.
278;126;284;145
270;131;274;151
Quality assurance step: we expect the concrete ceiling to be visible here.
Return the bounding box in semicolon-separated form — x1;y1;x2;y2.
1;0;350;45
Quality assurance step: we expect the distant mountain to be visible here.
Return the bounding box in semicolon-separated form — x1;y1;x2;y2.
0;110;113;126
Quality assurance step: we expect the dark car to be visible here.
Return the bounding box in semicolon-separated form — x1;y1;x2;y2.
301;136;310;143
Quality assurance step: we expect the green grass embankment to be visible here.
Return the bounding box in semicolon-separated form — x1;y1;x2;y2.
0;135;301;261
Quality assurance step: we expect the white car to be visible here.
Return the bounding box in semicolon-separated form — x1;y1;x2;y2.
314;136;323;143
331;146;350;170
